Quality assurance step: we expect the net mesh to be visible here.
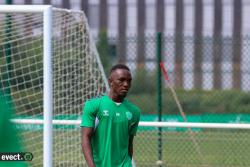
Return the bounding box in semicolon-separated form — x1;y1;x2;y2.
0;8;107;166
134;127;249;167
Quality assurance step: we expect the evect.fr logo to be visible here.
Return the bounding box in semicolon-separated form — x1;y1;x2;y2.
0;152;33;161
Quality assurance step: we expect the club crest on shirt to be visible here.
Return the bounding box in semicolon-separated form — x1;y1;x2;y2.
126;111;132;120
103;110;109;116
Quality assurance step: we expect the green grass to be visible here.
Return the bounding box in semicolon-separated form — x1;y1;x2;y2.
134;130;250;167
20;129;250;167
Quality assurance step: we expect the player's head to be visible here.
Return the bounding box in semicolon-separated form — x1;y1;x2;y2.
108;64;132;99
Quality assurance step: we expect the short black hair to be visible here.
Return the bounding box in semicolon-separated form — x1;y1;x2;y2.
109;64;130;75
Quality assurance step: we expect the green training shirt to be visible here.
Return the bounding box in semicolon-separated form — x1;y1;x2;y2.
81;95;141;167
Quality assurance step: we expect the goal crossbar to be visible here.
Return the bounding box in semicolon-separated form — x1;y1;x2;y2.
11;119;250;129
0;5;51;13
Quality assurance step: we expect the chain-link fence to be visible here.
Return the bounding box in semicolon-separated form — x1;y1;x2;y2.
96;34;250;166
99;34;250;120
133;128;250;167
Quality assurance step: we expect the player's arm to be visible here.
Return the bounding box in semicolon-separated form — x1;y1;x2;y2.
128;108;141;158
81;127;95;167
128;135;134;158
81;100;97;167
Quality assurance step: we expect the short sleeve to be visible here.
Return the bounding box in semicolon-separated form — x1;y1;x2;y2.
129;109;141;136
81;100;97;127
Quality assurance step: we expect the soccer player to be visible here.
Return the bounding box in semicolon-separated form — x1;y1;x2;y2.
0;89;26;167
81;64;141;167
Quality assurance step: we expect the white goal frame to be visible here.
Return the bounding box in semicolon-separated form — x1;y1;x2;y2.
11;119;250;129
0;5;53;167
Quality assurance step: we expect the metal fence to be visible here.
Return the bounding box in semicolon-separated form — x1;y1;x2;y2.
134;127;250;167
97;34;250;121
96;34;250;166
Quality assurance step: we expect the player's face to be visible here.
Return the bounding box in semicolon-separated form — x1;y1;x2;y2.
109;69;132;98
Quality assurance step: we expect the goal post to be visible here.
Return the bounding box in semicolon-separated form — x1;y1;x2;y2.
0;5;53;167
0;5;108;167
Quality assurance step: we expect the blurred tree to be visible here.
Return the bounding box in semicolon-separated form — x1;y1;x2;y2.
194;0;203;89
137;0;145;67
81;0;89;18
118;0;127;63
213;0;222;89
130;67;156;95
232;0;242;89
62;0;70;9
99;0;107;32
97;31;110;76
43;0;50;4
174;0;184;88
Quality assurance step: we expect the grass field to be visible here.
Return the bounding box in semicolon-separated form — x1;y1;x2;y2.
20;128;250;167
134;130;250;167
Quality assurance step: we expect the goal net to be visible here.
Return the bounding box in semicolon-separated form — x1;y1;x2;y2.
0;6;108;166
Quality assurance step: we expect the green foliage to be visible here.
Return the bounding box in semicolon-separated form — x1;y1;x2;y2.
227;91;250;113
97;31;110;76
130;66;156;94
128;89;250;115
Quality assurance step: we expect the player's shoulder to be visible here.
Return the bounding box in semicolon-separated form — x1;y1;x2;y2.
85;95;105;106
123;99;141;114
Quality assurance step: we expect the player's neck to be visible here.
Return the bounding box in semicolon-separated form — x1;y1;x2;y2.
108;92;124;103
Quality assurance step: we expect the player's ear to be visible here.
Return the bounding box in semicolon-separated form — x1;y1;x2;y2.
108;77;112;86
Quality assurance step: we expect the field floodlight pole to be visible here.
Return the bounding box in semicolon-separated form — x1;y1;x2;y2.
0;5;53;167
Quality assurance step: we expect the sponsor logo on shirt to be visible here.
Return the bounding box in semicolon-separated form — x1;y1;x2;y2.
126;111;132;120
103;110;109;116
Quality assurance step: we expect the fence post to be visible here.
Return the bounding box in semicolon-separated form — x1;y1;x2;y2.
157;32;163;166
232;0;242;89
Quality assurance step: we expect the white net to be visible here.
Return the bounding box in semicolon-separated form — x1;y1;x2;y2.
0;8;108;166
